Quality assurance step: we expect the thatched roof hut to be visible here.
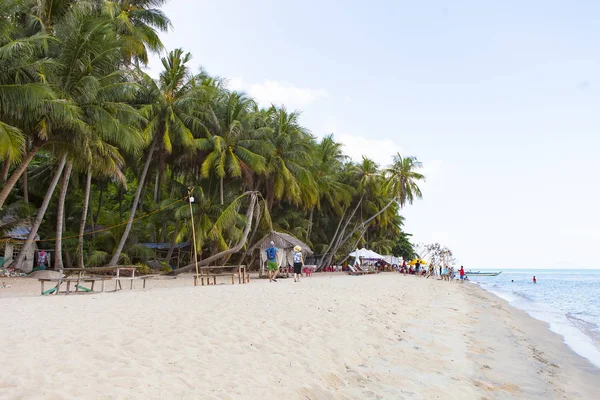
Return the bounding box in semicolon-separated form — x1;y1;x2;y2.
249;231;313;274
250;231;313;254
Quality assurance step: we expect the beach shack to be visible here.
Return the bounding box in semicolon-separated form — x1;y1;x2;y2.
0;223;38;273
139;241;191;268
248;231;313;277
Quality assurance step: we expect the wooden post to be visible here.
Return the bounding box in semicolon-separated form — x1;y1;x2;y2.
188;189;200;286
40;280;44;295
213;276;216;285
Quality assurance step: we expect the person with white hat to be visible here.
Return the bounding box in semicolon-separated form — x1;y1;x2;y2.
293;245;304;282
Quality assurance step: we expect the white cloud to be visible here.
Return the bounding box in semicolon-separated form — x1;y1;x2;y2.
228;77;329;109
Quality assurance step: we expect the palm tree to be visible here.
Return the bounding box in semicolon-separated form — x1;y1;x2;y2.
199;91;268;205
262;106;316;210
103;0;172;65
336;153;425;255
108;49;206;266
0;0;82;208
12;6;144;269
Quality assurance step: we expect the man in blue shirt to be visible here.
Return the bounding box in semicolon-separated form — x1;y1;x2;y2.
265;241;280;282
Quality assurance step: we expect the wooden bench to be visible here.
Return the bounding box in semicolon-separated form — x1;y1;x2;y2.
39;277;112;295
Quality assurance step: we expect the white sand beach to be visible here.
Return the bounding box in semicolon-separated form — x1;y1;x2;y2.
0;273;598;399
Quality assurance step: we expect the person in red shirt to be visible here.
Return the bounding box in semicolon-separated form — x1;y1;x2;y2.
459;266;465;282
533;276;537;284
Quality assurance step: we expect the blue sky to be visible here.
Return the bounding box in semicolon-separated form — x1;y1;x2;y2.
148;0;600;269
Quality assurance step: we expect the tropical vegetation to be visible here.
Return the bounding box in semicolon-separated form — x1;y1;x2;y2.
0;0;424;272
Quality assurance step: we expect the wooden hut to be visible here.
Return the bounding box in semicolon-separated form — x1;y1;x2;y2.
0;223;39;273
248;231;313;277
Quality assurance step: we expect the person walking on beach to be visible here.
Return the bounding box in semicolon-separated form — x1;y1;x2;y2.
265;241;280;282
459;266;465;282
293;245;304;282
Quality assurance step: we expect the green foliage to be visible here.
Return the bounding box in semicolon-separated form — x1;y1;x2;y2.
0;0;424;269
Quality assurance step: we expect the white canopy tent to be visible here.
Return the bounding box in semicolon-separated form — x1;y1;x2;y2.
349;248;384;260
382;255;402;265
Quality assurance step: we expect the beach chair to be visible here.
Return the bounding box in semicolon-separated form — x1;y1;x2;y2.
347;265;367;276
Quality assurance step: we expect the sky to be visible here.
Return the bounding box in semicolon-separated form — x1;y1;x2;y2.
147;0;600;269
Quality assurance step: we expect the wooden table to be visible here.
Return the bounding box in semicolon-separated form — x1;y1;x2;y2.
197;265;248;286
62;267;137;291
39;277;112;295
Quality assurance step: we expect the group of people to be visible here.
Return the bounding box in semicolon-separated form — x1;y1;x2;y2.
265;241;304;283
398;260;467;282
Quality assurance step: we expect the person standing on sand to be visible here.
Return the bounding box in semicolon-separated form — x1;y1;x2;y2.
293;245;304;282
459;266;465;281
265;241;280;282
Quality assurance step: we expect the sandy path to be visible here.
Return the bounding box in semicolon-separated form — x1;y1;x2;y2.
0;274;597;399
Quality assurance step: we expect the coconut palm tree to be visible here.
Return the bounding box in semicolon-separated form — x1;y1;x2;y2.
12;6;144;269
102;0;172;65
261;106;317;210
108;49;206;266
199;91;268;205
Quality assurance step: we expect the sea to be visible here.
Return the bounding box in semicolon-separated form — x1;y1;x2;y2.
468;269;600;369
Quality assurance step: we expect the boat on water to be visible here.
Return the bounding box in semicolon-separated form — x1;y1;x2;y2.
466;271;502;277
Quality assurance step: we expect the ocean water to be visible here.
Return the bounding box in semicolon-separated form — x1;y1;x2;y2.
469;269;600;369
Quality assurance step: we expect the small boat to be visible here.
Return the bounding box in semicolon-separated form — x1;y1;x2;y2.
466;271;502;277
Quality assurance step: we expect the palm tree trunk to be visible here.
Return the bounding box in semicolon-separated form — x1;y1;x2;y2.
165;221;179;266
306;209;314;241
153;169;160;204
317;208;346;271
12;154;67;270
23;167;28;204
55;161;73;271
94;182;104;227
0;144;40;209
174;192;258;274
339;197;396;247
77;165;92;268
1;156;10;181
219;176;224;205
339;227;367;265
318;195;363;270
109;140;157;266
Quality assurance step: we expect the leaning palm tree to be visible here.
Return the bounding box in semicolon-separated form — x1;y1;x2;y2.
108;49;206;266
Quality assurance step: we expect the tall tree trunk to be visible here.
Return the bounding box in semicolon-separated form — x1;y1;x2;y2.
13;154;67;270
338;197;396;248
154;168;163;204
0;144;40;209
1;156;10;181
165;221;179;266
173;192;258;275
339;228;367;265
109;141;156;266
94;182;104;227
77;165;92;268
316;208;347;271
120;191;123;222
55;161;73;271
318;195;363;270
306;209;314;241
219;176;224;205
23;167;28;204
